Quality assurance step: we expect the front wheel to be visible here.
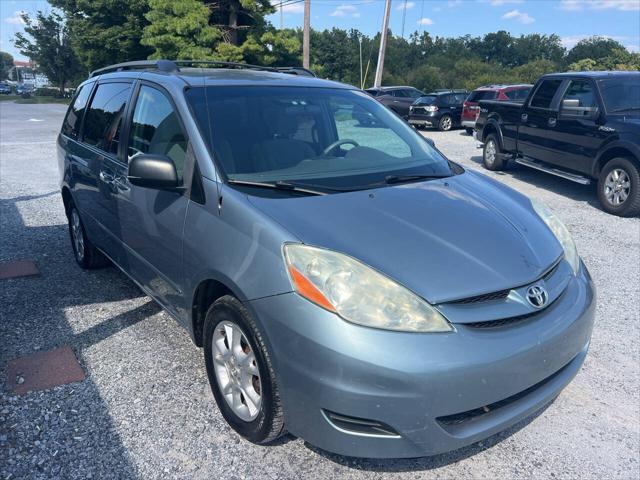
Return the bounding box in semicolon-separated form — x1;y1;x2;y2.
482;134;506;171
204;295;285;444
597;157;640;217
438;115;453;131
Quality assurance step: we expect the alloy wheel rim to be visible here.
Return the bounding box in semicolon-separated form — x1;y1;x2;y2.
212;321;262;421
442;117;452;130
604;168;630;206
71;210;85;260
485;140;496;165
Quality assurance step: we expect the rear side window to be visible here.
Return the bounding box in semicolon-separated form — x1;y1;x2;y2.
414;95;437;105
82;82;132;155
62;84;92;139
530;80;563;109
128;85;187;181
505;88;531;102
467;90;498;102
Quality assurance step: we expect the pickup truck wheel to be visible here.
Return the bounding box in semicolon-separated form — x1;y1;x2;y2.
482;134;505;171
438;115;453;131
203;295;285;444
597;157;640;217
68;206;109;269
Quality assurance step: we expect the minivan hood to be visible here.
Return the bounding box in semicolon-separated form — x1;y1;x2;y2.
248;171;563;304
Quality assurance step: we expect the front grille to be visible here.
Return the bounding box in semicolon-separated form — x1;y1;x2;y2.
464;311;538;329
436;356;574;427
451;289;510;305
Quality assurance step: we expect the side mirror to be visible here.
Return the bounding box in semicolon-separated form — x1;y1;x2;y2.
560;99;599;120
128;154;181;190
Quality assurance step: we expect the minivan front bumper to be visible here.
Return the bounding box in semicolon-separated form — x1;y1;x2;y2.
249;264;595;458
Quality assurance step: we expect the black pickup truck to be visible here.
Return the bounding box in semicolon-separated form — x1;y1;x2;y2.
475;71;639;217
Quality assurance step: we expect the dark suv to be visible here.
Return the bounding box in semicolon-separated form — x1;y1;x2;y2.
365;86;425;118
408;90;468;131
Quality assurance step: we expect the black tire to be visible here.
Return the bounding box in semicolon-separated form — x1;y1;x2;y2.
465;127;474;135
203;295;285;444
438;115;453;132
68;205;109;269
482;133;506;171
597;157;640;217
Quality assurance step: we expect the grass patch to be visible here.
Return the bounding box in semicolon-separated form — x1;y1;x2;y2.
0;95;70;105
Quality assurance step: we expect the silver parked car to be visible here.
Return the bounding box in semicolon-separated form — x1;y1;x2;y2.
58;60;595;458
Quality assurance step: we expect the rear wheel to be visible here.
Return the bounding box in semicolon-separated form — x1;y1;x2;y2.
597;157;640;217
438;115;453;131
68;206;109;269
482;134;506;171
204;295;285;444
465;127;474;135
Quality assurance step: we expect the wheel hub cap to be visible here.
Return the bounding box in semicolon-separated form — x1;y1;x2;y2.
604;168;630;206
212;321;262;421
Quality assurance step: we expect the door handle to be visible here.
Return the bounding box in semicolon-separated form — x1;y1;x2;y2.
521;113;528;122
548;117;557;127
99;171;115;184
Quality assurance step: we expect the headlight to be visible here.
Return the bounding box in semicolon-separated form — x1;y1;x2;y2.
283;244;453;333
531;199;580;275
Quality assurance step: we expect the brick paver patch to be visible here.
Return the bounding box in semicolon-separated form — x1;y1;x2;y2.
0;260;40;280
6;346;85;395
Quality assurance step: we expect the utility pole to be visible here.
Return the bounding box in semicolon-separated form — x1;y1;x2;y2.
358;35;363;89
280;0;283;29
401;0;408;39
374;0;392;87
303;0;310;69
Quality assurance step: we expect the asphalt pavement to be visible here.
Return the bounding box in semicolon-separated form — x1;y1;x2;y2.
1;101;638;479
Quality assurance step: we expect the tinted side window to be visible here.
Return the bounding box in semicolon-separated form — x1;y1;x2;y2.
82;82;132;155
62;84;92;139
530;80;562;109
128;85;187;181
392;90;407;98
561;80;596;108
505;88;531;101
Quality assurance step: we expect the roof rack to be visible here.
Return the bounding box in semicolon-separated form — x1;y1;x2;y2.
89;59;305;78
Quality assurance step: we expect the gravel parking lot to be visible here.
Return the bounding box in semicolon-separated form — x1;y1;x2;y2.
1;101;638;480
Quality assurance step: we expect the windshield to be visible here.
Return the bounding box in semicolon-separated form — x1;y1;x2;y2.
186;86;453;190
414;96;437;105
598;75;640;113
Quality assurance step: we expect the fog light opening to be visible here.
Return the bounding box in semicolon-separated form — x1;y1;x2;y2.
322;410;401;438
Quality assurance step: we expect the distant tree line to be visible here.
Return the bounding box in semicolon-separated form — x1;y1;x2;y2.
5;0;639;94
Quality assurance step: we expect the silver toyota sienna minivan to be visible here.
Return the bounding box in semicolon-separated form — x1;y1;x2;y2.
58;60;595;458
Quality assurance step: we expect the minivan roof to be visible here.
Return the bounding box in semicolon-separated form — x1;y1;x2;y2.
88;59;354;90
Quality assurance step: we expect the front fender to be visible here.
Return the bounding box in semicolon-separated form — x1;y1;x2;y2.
593;138;640;177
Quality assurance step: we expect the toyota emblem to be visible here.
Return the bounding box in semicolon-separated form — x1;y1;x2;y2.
526;285;548;308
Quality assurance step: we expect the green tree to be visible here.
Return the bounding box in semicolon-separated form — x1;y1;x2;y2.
513;59;559;83
210;0;274;46
406;65;443;93
14;11;82;94
566;36;627;64
0;51;14;80
49;0;152;72
142;0;222;60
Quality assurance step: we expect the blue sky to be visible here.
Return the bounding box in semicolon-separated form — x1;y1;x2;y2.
2;0;639;60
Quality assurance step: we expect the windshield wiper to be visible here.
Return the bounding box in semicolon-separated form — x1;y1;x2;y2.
384;174;449;184
227;179;327;196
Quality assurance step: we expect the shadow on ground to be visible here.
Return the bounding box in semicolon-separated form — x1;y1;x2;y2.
1;193;153;478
